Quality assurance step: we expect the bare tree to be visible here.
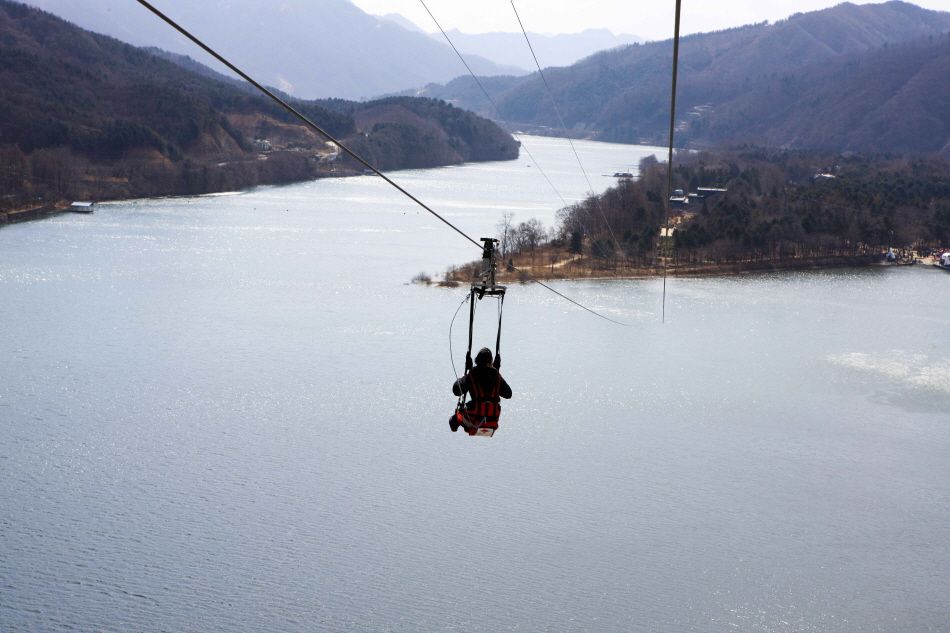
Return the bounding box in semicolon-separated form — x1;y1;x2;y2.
496;211;515;258
514;218;545;252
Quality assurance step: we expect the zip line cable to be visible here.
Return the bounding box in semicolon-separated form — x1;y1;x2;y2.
134;0;479;250
419;0;569;209
662;0;683;324
509;1;594;195
136;0;627;327
509;0;626;264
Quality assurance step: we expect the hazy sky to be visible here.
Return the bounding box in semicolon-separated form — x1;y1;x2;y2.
350;0;950;40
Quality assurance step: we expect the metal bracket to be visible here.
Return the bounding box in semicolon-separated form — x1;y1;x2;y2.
473;237;506;297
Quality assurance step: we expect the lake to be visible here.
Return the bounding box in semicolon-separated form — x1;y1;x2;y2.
1;136;949;632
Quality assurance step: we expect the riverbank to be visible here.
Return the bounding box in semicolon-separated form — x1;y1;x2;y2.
0;158;365;229
0;148;508;229
0;202;69;227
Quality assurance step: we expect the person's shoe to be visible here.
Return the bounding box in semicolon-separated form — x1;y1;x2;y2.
449;416;460;432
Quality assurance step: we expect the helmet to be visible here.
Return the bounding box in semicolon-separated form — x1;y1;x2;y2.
475;347;493;366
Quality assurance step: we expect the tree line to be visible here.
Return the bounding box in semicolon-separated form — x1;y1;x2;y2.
488;149;950;272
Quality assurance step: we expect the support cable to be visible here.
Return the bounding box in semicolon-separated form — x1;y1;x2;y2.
509;0;625;264
420;0;569;209
509;1;594;195
523;274;628;326
662;0;683;324
136;0;626;327
135;0;479;249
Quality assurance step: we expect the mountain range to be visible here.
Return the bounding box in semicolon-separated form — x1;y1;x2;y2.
17;0;523;99
425;28;641;71
20;0;642;98
417;1;950;155
6;0;949;165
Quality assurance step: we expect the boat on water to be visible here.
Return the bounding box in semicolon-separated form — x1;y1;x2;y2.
935;252;950;271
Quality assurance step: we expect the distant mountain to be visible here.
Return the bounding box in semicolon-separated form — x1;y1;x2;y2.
379;13;427;35
370;12;640;72
0;1;518;207
439;28;642;71
418;1;950;154
17;0;520;99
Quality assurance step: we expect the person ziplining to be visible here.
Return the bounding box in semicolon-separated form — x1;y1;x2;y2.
134;0;651;442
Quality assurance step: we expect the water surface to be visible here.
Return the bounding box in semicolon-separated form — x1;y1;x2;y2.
2;137;949;632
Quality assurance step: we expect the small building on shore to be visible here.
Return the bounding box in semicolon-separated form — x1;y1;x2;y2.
69;201;95;213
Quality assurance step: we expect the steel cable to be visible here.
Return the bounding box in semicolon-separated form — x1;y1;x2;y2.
662;0;684;323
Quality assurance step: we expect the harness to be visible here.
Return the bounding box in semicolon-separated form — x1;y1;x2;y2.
457;368;502;435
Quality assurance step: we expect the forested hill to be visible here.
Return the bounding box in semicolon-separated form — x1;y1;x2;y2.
418;1;950;155
694;35;950;156
0;1;518;208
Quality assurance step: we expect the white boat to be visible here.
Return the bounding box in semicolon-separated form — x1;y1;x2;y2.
936;252;950;271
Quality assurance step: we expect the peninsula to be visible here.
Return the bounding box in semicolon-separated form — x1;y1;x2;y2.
443;150;950;282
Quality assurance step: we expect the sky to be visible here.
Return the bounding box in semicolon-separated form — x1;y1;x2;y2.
350;0;950;40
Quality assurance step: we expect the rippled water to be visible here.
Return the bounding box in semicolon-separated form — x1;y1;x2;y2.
2;137;949;632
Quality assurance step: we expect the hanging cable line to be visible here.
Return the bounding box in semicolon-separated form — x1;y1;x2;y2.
449;293;471;383
662;0;683;324
135;0;626;327
509;1;595;195
419;0;569;209
509;0;626;264
528;277;627;326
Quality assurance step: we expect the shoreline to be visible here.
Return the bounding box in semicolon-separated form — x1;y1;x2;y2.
0;202;69;227
508;254;885;281
0;157;491;228
436;252;936;286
